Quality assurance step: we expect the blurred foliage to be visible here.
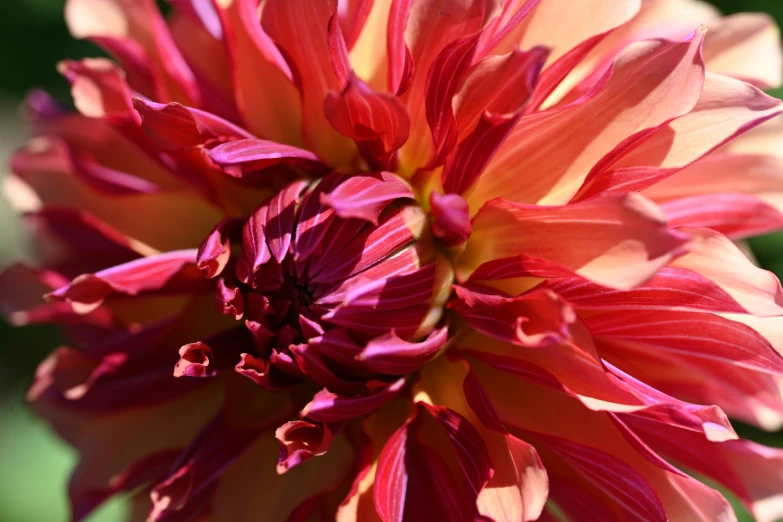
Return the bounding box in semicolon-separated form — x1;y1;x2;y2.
0;0;783;521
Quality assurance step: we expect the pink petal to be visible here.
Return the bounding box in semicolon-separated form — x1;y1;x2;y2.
430;192;472;246
320;172;413;225
133;98;254;151
46;250;205;313
65;0;201;105
545;267;747;314
302;378;407;422
588;310;783;375
704;13;783;90
574;72;782;200
209;138;323;177
357;327;449;375
450;286;575;348
214;0;303;142
275;420;334;473
662;193;783;238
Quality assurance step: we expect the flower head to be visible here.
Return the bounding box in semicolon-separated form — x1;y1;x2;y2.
6;0;783;521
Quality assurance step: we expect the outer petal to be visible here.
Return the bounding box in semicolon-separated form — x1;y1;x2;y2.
704;13;783;90
261;0;357;165
394;0;497;171
516;0;641;65
46;250;205;313
470;30;706;207
625;416;783;522
213;0;304;144
668;228;783;317
65;0;200;104
458;193;688;289
587;309;783;376
466;357;737;522
573;72;782;200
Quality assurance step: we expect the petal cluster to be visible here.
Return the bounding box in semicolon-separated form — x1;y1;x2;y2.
5;0;783;521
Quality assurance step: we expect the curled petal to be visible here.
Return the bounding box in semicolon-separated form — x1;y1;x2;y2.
357;327;449;375
133;98;254;150
325;74;411;170
320;172;413;225
276;420;334;474
302;378;407;422
209;138;324;177
429;192;472;246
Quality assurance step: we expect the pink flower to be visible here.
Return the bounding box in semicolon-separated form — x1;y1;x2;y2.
5;0;783;520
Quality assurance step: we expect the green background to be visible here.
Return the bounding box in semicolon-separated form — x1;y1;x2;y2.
0;0;782;520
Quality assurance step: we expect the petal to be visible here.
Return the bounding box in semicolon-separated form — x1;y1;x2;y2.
545;267;747;314
65;0;200;104
261;0;357;165
58;58;137;120
516;0;641;65
669;228;783;317
265;180;309;263
458;193;688;289
22;208;145;278
212;426;353;521
574;72;782;200
324;74;411;170
625;416;783;522
587;309;783;375
357;327;448;374
302;378;407;422
394;0;496;171
133;98;254;151
704;13;783;90
320;172;413;225
471;30;706;207
661;193;783;239
275;420;334;473
429;192;472;246
46;250;205;313
214;0;303;143
450;286;574;348
468;359;735;522
208;138;324;177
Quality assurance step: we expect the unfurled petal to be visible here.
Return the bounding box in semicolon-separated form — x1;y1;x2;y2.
574;72;782;200
471;30;706;207
588;309;783;375
459;194;688;289
670;228;783;317
704;13;783;90
65;0;201;105
213;0;303;143
261;0;357;165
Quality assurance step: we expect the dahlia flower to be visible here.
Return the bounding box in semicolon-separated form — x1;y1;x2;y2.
6;0;783;520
